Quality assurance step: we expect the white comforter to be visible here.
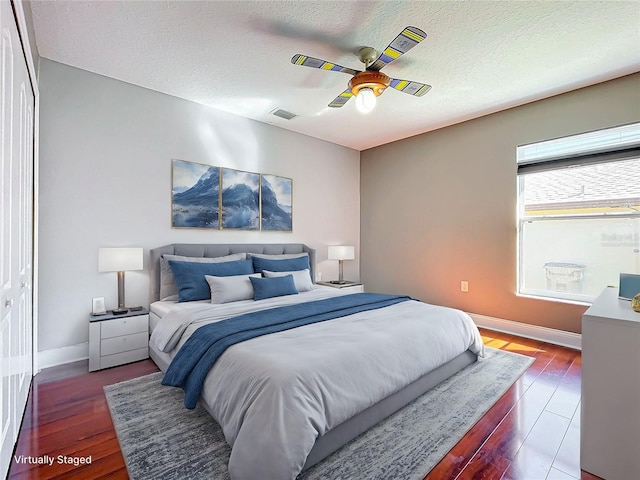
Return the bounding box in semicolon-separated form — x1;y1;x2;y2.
150;288;484;480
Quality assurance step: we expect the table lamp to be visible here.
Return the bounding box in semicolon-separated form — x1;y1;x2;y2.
328;245;355;284
98;247;143;314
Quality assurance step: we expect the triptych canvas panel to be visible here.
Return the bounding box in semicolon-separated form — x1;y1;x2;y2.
171;159;292;232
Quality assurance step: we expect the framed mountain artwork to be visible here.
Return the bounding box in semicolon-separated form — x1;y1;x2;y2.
260;174;292;232
221;168;260;230
171;159;220;229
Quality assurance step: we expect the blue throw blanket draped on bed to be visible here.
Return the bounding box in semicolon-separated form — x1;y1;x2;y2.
163;293;412;409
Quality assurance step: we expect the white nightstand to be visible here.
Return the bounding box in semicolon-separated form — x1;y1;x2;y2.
89;308;149;372
317;281;364;293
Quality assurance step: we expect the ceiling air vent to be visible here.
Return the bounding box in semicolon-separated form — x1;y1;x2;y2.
271;108;298;120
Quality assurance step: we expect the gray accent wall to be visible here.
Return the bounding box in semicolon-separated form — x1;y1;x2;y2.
360;73;640;334
38;59;360;354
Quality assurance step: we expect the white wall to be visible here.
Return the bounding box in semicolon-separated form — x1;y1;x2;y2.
37;59;360;364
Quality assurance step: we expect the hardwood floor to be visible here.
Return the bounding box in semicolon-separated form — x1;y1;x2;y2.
8;360;158;480
8;329;602;480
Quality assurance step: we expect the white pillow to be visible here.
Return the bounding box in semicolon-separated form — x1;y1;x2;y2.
159;253;247;300
263;269;313;292
205;274;261;304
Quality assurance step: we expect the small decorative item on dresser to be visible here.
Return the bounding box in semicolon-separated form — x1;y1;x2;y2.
92;297;106;315
632;292;640;312
619;273;640;300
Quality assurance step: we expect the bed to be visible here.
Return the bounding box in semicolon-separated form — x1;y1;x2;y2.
148;243;484;480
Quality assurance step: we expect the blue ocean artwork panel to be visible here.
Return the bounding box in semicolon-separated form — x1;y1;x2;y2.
261;174;292;231
172;159;219;228
221;168;260;230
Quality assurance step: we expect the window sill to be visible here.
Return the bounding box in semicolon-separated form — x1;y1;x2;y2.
516;291;592;307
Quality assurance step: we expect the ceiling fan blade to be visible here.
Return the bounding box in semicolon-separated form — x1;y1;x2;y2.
368;26;427;71
389;78;432;97
291;54;361;76
328;89;354;108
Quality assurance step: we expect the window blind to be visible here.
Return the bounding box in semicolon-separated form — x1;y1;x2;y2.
517;122;640;174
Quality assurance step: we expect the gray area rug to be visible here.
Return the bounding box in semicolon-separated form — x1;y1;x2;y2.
104;347;532;480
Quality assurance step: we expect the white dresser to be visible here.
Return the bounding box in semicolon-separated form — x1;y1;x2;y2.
581;287;640;480
89;308;149;371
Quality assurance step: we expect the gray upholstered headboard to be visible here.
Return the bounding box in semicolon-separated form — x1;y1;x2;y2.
149;243;316;302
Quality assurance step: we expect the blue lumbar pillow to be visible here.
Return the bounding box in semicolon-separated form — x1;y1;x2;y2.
251;255;310;275
250;275;298;301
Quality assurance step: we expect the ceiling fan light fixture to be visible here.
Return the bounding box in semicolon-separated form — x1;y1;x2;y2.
355;88;376;113
291;27;430;112
349;70;391;113
348;71;391;97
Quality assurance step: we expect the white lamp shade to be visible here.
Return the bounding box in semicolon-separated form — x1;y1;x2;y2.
328;245;355;261
98;248;143;272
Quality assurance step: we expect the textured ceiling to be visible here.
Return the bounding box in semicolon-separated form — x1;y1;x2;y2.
30;1;640;151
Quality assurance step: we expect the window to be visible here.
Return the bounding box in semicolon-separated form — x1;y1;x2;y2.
517;123;640;303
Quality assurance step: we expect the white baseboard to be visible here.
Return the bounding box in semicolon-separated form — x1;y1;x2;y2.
37;342;88;371
469;313;581;350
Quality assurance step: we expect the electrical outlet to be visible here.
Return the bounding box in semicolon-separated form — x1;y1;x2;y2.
460;281;469;293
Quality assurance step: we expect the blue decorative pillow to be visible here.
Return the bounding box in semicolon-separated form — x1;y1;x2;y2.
250;275;298;301
251;255;310;275
168;259;254;302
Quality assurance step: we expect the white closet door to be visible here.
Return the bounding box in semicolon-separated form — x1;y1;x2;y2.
0;1;35;477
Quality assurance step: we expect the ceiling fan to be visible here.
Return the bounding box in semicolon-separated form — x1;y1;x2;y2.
291;26;431;114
